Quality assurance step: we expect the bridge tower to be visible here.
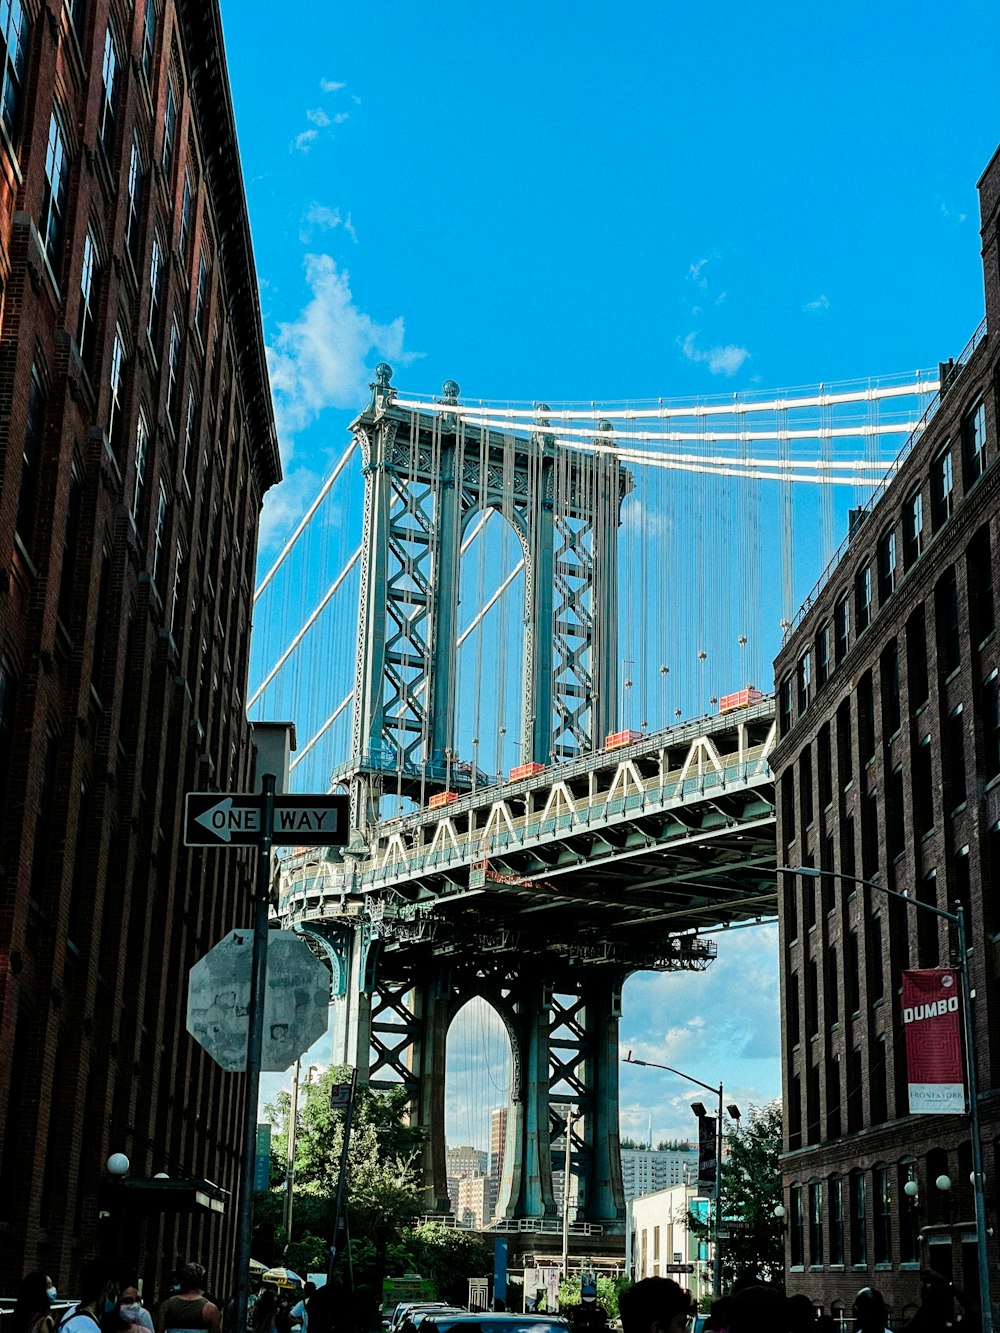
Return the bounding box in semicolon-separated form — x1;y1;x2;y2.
305;367;653;1235
344;364;630;828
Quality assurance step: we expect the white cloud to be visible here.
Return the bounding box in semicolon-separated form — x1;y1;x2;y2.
293;129;318;153
258;465;322;553
688;258;710;289
320;78;345;92
332;112;351;125
266;254;409;457
300;203;358;245
681;331;750;377
306;107;331;128
803;293;830;313
940;201;967;224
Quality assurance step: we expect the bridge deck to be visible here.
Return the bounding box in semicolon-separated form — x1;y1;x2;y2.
279;702;777;969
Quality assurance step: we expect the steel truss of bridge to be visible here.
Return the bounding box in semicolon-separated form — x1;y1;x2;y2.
275;701;777;1235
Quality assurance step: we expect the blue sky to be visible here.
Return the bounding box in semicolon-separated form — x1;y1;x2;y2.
230;1;999;1137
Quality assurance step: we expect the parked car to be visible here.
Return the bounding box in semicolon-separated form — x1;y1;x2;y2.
415;1315;571;1333
393;1306;466;1333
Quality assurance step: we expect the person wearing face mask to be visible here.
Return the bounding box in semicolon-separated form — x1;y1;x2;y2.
56;1260;119;1333
118;1288;154;1333
11;1271;60;1333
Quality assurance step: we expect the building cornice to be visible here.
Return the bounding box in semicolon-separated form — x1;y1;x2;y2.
175;0;281;495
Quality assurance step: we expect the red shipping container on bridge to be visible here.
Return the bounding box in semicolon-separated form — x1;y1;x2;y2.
509;762;546;781
605;730;643;750
428;791;459;809
719;688;765;714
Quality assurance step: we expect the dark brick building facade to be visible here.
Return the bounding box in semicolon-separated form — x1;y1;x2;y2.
0;0;279;1293
770;145;1000;1324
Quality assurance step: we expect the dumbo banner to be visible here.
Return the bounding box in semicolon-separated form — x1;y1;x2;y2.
901;969;965;1114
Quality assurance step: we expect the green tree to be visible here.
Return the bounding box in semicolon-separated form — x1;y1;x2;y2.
556;1276;628;1318
689;1100;784;1288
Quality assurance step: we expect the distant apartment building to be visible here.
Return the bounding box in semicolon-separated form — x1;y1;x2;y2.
457;1173;497;1230
621;1147;699;1200
490;1106;507;1181
446;1144;488;1213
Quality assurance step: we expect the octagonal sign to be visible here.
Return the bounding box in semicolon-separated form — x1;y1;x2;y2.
187;928;330;1073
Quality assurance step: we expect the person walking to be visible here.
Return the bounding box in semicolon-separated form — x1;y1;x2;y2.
11;1272;60;1333
157;1265;221;1333
289;1284;314;1333
118;1288;155;1333
56;1261;119;1333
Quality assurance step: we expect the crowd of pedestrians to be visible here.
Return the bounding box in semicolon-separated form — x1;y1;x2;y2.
618;1273;977;1333
8;1262;335;1333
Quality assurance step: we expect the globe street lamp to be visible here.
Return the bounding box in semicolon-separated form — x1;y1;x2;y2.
778;865;992;1333
624;1052;738;1296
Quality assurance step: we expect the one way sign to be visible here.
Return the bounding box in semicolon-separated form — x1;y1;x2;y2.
183;792;349;848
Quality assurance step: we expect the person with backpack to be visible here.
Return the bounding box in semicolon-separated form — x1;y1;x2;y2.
56;1261;119;1333
11;1271;60;1333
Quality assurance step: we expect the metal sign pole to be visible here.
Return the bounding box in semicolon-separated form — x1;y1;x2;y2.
328;1066;358;1282
232;774;276;1333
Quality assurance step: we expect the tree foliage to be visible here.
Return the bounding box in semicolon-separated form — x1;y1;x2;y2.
688;1100;784;1287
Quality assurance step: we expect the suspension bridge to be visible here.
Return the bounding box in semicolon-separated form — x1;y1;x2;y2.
249;357;949;1243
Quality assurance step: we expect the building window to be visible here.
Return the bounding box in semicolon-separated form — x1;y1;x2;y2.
826;1055;841;1138
141;0;156;80
847;1046;863;1133
195;248;210;331
903;488;924;569
855;564;873;634
183;388;198;490
857;670;875;766
147;233;163;343
790;1186;804;1267
809;1180;823;1266
881;639;900;736
834;593;850;663
861;788;879;881
968;525;995;645
873;1165;891;1264
869;914;884;1002
132;409;149;525
125;135;143;266
936;566;961;676
779;675;793;736
787;970;800;1049
152;481;168;590
170;540;185;641
798;650;812;715
906;604;930;710
29;729;58;904
178;168;193;260
836;698;853;786
846;929;860;1016
68;0;86;41
816;621;830;688
39;106;69;274
886;764;905;861
98;21;119;159
166;314;181;419
947;706;967;809
15;369;46;547
914;734;934;837
829;1176;844;1265
983;672;1000;781
77;227;100;370
161;75;177;180
877;528;896;604
57;465;83;627
818;722;832;808
931;446;954;530
850;1170;867;1267
825;943;839;1025
963;400;987;487
0;0;29;143
918;871;939;967
107;325;126;455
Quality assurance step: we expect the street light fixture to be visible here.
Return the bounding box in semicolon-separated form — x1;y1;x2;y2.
624;1051;737;1296
778;865;993;1333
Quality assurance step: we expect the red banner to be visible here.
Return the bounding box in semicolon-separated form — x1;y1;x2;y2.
901;969;964;1115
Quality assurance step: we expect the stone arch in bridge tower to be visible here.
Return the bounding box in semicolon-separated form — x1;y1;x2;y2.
347;367;631;824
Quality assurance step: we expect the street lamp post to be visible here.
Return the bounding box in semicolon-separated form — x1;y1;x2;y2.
625;1053;735;1296
778;865;993;1333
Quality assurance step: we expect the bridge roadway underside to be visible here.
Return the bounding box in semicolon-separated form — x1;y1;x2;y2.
280;703;778;1233
357;701;778;968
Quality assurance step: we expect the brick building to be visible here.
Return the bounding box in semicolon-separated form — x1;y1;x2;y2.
0;0;279;1293
771;145;1000;1322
